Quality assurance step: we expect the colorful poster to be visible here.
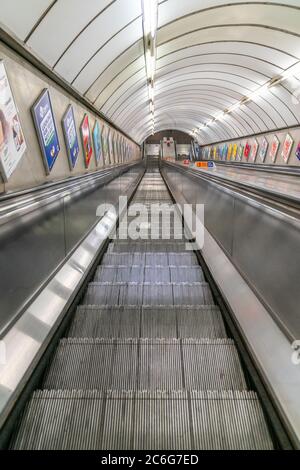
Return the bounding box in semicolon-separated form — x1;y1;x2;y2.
295;142;300;161
213;146;216;160
281;133;294;163
108;129;114;164
232;143;238;160
92;120;102;165
80;114;93;168
269;135;280;163
32;89;60;174
113;132;118;163
0;61;26;180
62;105;79;170
237;144;244;161
244;142;251;159
227;143;233;160
259;137;268;162
223;144;228;160
194;142;201;160
101;124;109;164
250;139;259;162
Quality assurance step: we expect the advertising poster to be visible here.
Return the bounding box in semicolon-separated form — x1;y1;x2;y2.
227;143;233;160
269;135;280;163
296;142;300;161
108;129;114;164
250;138;259;162
232;143;238;160
194;142;201;160
244;142;251;159
32;89;60;174
62;105;79;170
0;62;26;180
80;114;93;168
223;144;228;160
92;120;102;165
213;146;217;160
100;124;108;164
259;137;268;162
237;144;244;161
281;133;294;163
113;132;118;163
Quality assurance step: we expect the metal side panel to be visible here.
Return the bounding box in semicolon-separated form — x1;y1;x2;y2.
11;390;273;450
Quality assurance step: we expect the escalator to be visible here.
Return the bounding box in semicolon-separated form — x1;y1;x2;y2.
10;161;274;450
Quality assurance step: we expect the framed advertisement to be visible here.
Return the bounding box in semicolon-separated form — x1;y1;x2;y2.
232;143;238;160
113;132;118;163
237;144;244;161
32;89;60;174
244;142;251;159
227;143;233;160
296;141;300;161
62;105;79;170
107;129;113;164
0;61;26;180
80;114;92;168
101;124;109;165
281;133;294;163
250;138;258;162
259;137;268;162
223;144;228;160
92;120;102;165
269;135;280;163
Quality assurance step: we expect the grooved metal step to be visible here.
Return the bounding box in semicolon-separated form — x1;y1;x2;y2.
43;339;246;391
107;241;188;253
101;252;199;266
11;390;273;450
94;265;205;282
68;305;226;338
83;282;214;305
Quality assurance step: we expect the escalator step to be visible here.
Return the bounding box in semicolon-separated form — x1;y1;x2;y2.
11;390;273;450
94;265;205;283
43;339;246;391
107;241;188;252
101;252;199;266
68;305;226;338
83;282;214;305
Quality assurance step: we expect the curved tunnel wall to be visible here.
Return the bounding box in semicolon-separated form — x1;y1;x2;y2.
0;42;140;194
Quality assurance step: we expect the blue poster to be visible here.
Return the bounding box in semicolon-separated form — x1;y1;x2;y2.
93;120;102;164
62;105;79;169
32;89;60;173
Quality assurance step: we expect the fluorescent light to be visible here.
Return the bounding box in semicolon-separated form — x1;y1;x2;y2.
142;0;158;38
146;50;156;81
148;82;154;101
149;101;154;113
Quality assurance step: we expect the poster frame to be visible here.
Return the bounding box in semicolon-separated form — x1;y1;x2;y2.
62;104;79;170
31;88;60;174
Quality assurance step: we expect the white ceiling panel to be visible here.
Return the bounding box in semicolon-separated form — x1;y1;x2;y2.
0;0;51;40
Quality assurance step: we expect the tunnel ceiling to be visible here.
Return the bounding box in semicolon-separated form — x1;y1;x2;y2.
1;1;300;144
